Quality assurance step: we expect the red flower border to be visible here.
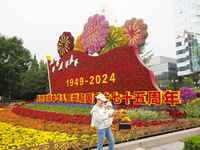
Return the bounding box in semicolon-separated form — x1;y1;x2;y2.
11;106;179;127
12;106;91;124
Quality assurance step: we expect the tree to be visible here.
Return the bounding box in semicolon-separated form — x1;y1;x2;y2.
167;82;175;90
19;59;49;99
0;35;32;100
182;77;194;88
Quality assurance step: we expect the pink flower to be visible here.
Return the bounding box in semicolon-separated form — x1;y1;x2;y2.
82;14;109;54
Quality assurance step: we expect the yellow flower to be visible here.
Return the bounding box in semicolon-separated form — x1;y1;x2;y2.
0;122;77;150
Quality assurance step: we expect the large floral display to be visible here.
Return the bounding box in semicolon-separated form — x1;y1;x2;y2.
36;14;180;106
2;14;200;150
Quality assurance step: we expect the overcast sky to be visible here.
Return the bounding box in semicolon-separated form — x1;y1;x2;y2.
0;0;176;60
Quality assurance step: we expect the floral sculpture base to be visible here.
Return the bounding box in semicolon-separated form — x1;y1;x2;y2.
47;46;159;94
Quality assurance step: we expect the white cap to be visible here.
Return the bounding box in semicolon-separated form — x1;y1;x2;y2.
106;101;112;107
96;93;108;102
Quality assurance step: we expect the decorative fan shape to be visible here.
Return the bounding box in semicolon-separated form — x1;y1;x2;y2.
124;18;148;47
82;14;109;54
100;26;128;55
57;32;74;57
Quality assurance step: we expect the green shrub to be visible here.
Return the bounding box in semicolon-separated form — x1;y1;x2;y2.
128;109;170;120
180;99;200;118
184;135;200;150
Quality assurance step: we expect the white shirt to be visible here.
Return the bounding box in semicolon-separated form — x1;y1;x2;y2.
90;105;111;129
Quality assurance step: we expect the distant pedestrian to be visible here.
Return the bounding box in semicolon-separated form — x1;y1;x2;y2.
90;93;115;150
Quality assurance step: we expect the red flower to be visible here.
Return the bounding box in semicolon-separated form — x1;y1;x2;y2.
57;32;74;58
12;106;91;124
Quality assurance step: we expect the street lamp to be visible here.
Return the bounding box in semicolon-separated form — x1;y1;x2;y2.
197;80;200;88
171;79;179;90
194;81;197;88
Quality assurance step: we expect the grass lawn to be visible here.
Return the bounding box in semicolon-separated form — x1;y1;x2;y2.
24;103;171;121
24;103;91;115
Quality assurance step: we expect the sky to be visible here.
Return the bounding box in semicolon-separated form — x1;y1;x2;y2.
0;0;176;60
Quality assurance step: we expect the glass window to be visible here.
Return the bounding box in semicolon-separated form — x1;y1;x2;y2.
176;42;182;47
176;49;185;54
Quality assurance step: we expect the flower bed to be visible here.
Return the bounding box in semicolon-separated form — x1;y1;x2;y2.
131;119;175;127
14;103;189;125
179;98;200;118
168;109;186;118
0;109;95;135
25;103;92;115
128;109;170;120
13;104;175;125
2;108;200;149
0;122;77;150
12;106;91;124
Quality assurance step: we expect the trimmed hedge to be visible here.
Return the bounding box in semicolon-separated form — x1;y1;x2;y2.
184;135;200;150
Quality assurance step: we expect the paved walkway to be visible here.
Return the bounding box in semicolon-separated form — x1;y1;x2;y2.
117;141;184;150
148;141;184;150
94;127;200;150
101;141;184;150
98;141;184;150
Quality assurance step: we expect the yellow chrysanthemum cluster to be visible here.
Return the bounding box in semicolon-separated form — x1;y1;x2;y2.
0;122;77;150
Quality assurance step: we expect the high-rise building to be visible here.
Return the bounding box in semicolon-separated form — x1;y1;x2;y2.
175;0;200;76
175;0;200;35
149;56;177;89
176;31;200;76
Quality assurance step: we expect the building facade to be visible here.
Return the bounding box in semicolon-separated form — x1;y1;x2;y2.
175;0;200;76
176;32;200;76
149;56;177;89
175;0;200;35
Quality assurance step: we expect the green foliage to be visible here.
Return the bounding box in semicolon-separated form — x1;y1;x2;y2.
184;135;200;150
167;82;176;90
193;88;200;93
0;34;49;100
179;99;200;118
182;77;194;88
0;35;32;99
128;109;169;120
24;104;91;115
20;59;49;99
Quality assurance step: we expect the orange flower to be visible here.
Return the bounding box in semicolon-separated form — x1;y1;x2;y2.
124;18;148;47
74;35;86;53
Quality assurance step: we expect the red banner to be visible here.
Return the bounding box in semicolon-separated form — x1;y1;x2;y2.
48;46;159;93
36;90;181;106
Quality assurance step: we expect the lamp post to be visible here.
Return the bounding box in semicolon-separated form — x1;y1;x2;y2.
194;81;197;88
171;79;179;90
197;80;200;88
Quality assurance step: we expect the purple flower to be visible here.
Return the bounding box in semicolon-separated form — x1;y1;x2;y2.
180;87;197;103
82;14;109;54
